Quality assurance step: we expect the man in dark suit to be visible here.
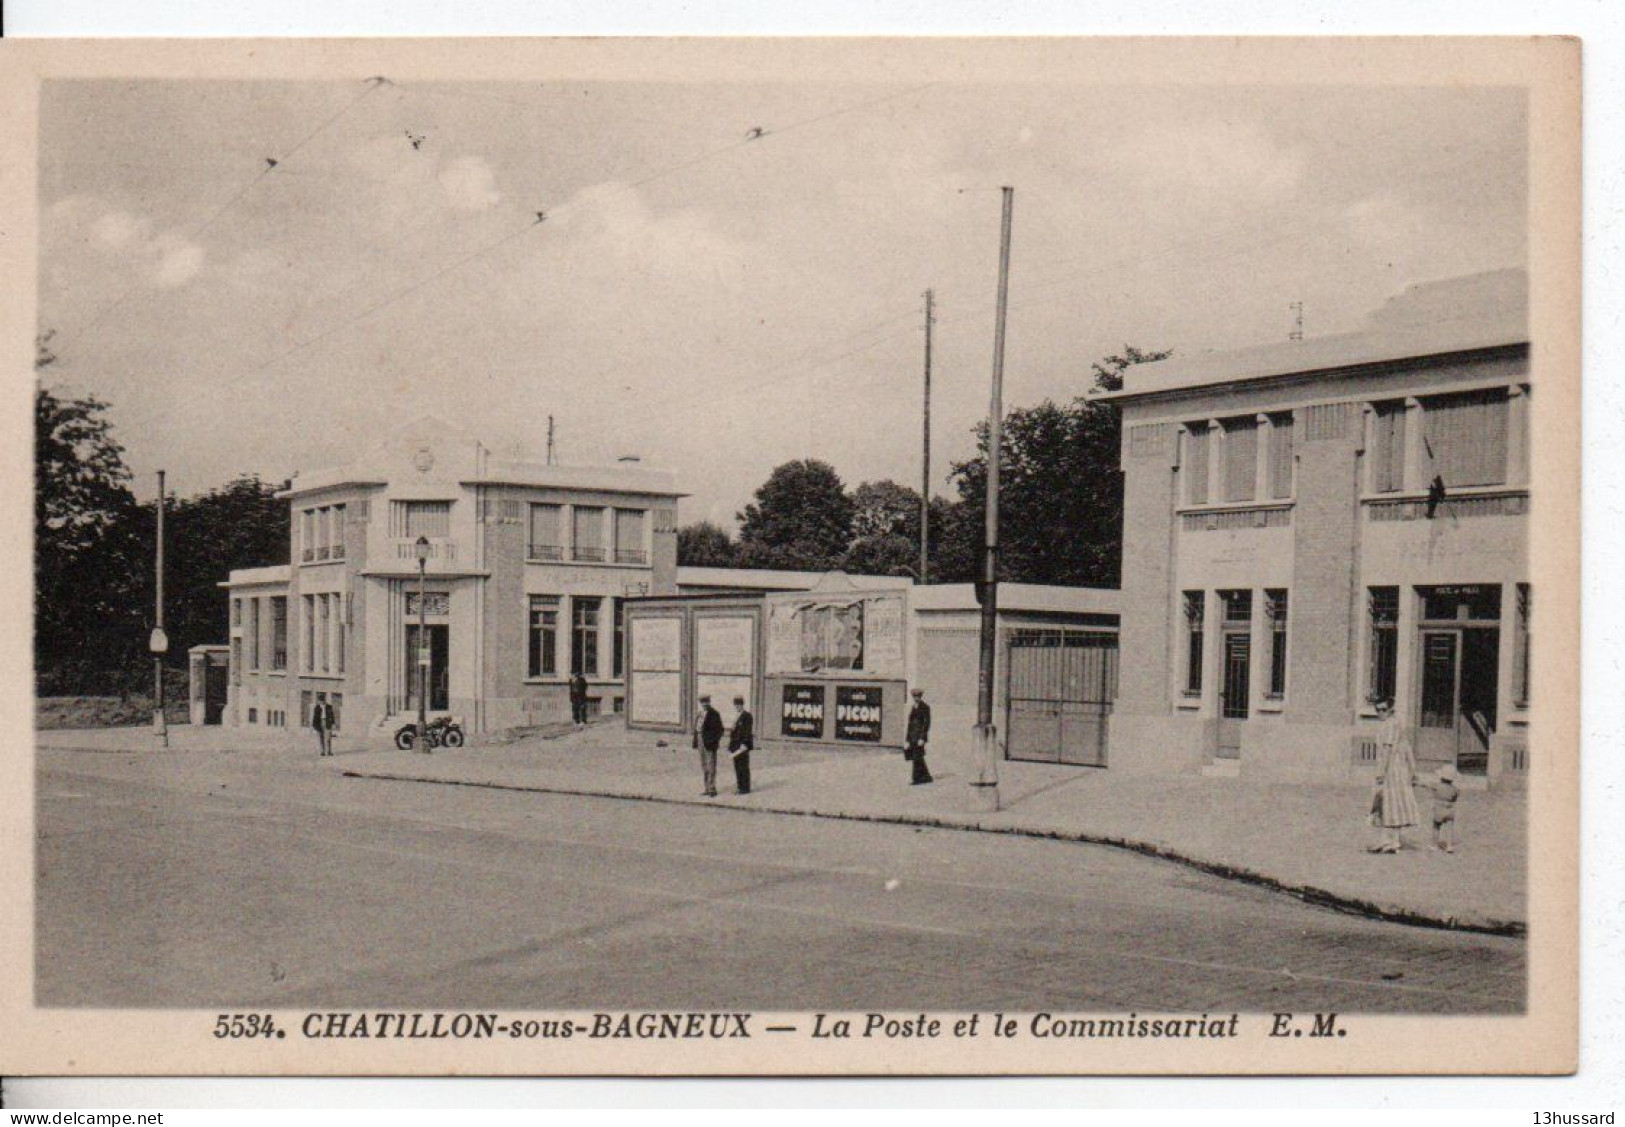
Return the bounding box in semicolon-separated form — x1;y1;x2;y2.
728;695;754;796
312;693;337;757
905;687;933;785
694;694;724;797
569;670;589;728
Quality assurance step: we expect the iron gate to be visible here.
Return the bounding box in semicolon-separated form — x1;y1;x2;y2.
1005;627;1118;766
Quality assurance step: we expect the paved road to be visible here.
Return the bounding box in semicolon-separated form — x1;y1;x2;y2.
36;751;1524;1013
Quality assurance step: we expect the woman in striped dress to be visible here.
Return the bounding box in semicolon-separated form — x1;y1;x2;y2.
1367;697;1420;853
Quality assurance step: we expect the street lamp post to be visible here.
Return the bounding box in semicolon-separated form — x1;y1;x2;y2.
414;534;430;753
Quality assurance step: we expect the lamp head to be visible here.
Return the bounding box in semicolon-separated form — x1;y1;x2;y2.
414;535;431;563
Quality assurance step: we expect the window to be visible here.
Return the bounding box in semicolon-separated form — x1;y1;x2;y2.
300;509;315;561
1265;589;1289;698
318;594;331;673
1367;587;1399;703
302;595;316;671
1268;413;1295;499
613;599;626;677
1514;583;1531;708
1220;588;1252;625
1421;388;1509;488
317;507;331;558
1182;591;1204;696
572;596;601;676
614;509;647;565
1371;401;1407;494
331;505;346;559
248;599;261;670
335;594;346;674
230;638;242;686
528;596;559;678
1222;418;1258;502
270;597;288;671
572;507;605;562
231;598;242;627
1184;424;1210;505
528;504;563;560
394;500;452;539
301;504;347;560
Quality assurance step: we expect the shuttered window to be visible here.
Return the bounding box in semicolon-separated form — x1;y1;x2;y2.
394;500;452;538
1422;388;1509;487
1268;413;1295;499
1223;417;1258;502
614;509;647;564
572;507;606;562
1184;424;1210;505
1371;401;1407;493
528;504;563;559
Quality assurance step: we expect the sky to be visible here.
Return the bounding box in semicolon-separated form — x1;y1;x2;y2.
36;77;1527;523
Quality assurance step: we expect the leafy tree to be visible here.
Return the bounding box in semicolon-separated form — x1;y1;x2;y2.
34;379;149;690
736;459;854;571
163;476;290;663
676;520;738;567
946;346;1169;588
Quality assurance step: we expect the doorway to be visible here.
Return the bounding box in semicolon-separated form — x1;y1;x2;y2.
404;623;450;712
1416;626;1499;776
1215;589;1252;760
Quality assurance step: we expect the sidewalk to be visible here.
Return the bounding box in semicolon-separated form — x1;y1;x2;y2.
334;720;1526;934
36;720;1526;933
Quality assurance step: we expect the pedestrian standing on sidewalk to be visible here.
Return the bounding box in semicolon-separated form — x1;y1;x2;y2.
728;695;754;796
694;694;723;798
569;670;589;729
311;693;336;758
1367;696;1419;853
905;687;933;786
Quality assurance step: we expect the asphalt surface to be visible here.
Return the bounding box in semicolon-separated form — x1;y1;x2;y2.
36;752;1525;1013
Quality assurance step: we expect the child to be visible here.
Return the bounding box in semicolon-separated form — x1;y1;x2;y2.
1430;767;1460;853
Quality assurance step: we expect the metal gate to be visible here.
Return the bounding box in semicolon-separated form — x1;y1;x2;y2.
1005;628;1118;766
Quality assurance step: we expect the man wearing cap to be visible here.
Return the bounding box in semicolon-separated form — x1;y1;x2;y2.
727;694;754;796
693;694;724;798
904;687;933;785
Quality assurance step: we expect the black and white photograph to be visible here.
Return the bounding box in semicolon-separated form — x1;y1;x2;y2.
0;36;1580;1077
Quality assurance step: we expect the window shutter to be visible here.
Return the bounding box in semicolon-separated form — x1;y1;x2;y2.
1224;418;1257;502
1185;425;1209;504
1269;413;1295;498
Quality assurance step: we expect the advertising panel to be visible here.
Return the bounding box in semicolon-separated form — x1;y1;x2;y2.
630;670;681;724
631;615;682;672
765;593;905;679
834;685;884;742
780;683;826;738
695;615;754;675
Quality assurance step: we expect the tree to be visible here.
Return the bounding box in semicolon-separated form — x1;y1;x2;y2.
676;520;738;567
947;346;1169;588
163;476;290;663
736;459;855;571
34;379;150;691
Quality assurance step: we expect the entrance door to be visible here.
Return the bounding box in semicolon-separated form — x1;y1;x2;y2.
404;623;450;712
1217;631;1250;759
1416;628;1498;776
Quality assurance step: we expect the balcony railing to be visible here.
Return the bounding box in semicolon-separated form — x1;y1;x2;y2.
572;546;607;563
614;548;649;566
331;542;345;560
528;543;564;561
301;547;315;562
1366;490;1528;522
394;539;457;562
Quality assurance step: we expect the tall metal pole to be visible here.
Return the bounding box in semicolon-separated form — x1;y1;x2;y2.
153;469;168;748
416;551;429;753
972;187;1013;813
920;288;934;585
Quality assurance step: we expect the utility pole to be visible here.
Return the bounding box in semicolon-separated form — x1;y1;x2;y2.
151;470;169;748
546;415;556;465
920;287;934;585
972;187;1013;814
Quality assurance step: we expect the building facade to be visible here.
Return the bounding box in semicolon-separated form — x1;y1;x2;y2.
1107;270;1531;784
222;420;682;737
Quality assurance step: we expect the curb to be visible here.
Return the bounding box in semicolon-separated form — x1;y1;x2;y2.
340;767;1527;939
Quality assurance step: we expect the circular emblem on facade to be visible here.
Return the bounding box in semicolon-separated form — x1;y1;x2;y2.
412;444;435;473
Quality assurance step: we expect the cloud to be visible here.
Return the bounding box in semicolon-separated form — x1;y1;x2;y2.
438;155;502;212
44;196;207;292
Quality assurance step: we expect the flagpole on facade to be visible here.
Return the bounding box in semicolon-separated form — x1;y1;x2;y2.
971;187;1013;813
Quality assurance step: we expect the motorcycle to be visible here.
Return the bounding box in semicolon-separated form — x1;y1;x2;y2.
395;715;465;750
